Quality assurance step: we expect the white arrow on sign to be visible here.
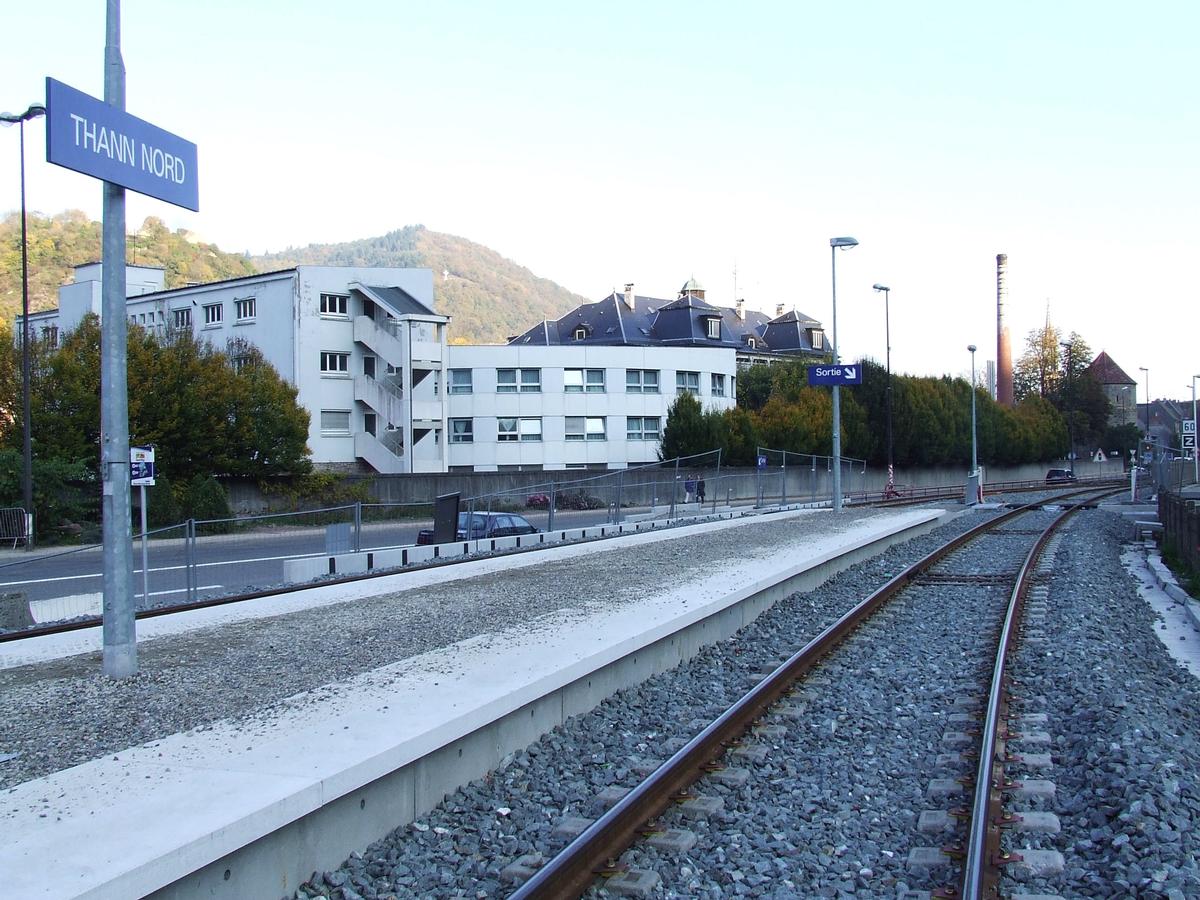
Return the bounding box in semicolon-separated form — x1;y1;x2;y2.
844;366;857;379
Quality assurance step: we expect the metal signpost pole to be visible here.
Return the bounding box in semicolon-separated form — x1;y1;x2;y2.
1191;376;1198;484
140;483;149;604
829;237;858;512
873;284;894;497
100;0;137;678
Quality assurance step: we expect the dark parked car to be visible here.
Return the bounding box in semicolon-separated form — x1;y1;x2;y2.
416;512;540;545
1045;468;1078;484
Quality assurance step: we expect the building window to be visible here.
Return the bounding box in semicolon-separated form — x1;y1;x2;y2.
320;410;351;436
627;416;661;441
676;371;700;395
520;368;541;392
573;326;587;341
626;369;660;393
747;337;757;350
172;308;192;330
235;297;256;322
564;368;605;393
711;373;726;397
498;417;542;442
450;418;474;443
566;416;607;441
498;368;541;393
40;325;59;347
320;293;349;317
449;369;473;394
706;317;721;339
812;330;824;349
320;351;350;374
203;303;223;327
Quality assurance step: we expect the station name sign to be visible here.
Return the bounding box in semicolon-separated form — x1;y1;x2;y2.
807;363;863;386
45;77;199;211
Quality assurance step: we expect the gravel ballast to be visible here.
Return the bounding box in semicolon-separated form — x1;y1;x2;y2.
287;503;1200;900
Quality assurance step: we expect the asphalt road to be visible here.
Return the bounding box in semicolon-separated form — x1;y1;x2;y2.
0;505;658;608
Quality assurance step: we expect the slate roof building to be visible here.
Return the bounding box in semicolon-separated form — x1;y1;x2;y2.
1083;350;1138;427
509;280;829;367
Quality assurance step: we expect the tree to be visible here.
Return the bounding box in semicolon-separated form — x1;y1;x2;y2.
736;364;773;411
2;315;311;485
658;392;714;461
1013;322;1063;401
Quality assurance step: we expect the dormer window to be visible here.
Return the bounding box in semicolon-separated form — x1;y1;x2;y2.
705;317;721;339
573;326;587;341
748;337;757;350
811;330;824;349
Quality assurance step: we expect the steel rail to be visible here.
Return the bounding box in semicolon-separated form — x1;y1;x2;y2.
509;492;1101;899
958;485;1123;898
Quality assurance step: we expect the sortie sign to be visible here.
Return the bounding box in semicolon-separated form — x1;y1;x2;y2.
44;77;199;211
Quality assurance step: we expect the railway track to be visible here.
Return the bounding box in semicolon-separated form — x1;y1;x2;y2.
505;487;1121;899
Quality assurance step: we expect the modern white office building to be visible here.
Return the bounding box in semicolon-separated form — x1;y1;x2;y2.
23;268;817;474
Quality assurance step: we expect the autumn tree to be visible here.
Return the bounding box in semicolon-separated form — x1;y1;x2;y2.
1013;321;1063;401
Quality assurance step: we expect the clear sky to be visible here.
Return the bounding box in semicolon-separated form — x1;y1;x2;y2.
2;1;1197;422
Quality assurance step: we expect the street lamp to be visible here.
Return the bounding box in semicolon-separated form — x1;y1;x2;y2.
1139;366;1150;462
1061;341;1074;473
1;102;47;548
873;283;894;497
968;345;978;475
829;236;858;511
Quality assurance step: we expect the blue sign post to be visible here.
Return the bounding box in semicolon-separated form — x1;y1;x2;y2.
807;363;864;386
45;77;199;210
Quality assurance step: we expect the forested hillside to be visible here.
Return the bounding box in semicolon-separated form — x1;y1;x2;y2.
1;214;586;345
253;225;586;343
0;212;257;321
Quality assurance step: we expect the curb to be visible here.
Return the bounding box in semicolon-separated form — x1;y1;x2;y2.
1145;545;1200;631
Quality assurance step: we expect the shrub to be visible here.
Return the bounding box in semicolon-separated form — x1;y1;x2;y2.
184;475;231;526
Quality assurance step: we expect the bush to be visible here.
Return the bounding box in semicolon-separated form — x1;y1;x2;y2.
145;474;183;529
184;475;231;525
555;490;606;510
259;471;368;509
526;493;550;508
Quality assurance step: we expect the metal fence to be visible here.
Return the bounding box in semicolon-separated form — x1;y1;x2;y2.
3;448;1134;632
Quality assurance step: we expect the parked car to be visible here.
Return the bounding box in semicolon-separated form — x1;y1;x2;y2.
1045;468;1078;484
416;512;540;544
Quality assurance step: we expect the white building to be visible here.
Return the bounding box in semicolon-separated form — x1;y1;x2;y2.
24;266;742;474
28;264;449;474
445;344;737;472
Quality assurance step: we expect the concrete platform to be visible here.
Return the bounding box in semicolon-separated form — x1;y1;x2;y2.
0;506;949;900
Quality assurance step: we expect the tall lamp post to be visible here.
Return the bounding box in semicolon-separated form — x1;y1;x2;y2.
1;103;47;547
1061;341;1074;473
829;236;858;512
873;283;894;497
968;345;979;475
1139;366;1150;463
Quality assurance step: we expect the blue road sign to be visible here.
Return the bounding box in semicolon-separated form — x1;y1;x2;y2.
45;77;199;211
756;454;768;469
807;363;863;386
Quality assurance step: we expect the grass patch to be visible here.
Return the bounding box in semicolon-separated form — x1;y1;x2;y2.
1161;544;1200;598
